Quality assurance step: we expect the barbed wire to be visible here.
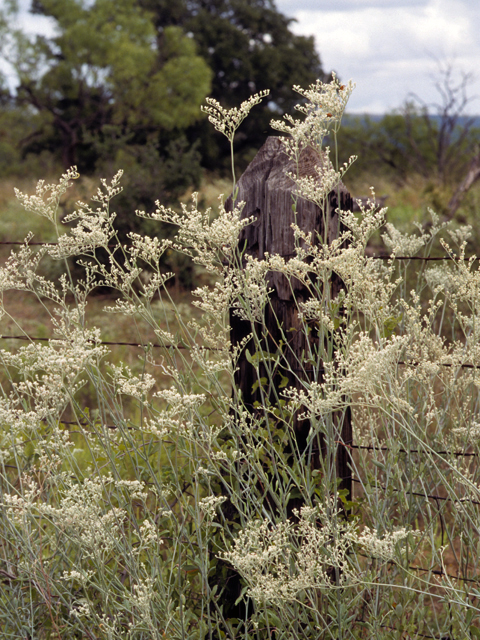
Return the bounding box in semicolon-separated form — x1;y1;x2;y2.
0;335;193;349
350;443;477;457
372;254;473;261
352;477;480;507
0;239;475;262
1;335;478;376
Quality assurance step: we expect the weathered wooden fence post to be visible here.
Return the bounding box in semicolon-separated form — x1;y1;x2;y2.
227;136;353;501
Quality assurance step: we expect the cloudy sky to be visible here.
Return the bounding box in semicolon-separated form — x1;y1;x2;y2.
276;0;480;114
276;0;480;115
5;0;480;115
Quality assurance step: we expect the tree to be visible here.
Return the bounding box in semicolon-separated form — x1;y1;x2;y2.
140;0;327;170
1;0;212;170
1;0;327;175
406;65;480;220
338;64;480;219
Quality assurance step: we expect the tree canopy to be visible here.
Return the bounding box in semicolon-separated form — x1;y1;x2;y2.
0;0;326;174
140;0;327;168
143;0;324;107
2;0;213;169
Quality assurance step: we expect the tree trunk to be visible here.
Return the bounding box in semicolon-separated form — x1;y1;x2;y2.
447;150;480;220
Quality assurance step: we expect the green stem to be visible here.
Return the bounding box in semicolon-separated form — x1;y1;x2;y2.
230;137;237;200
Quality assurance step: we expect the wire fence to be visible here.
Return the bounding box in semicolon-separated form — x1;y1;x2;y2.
1;244;479;527
0;334;185;349
0;238;476;261
1;228;479;465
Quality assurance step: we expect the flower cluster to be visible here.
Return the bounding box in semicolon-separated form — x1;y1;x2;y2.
287;151;357;211
5;476;125;560
201;91;270;142
111;363;156;401
140;193;253;271
382;223;428;257
222;501;418;604
271;73;355;159
357;526;414;561
14;167;79;222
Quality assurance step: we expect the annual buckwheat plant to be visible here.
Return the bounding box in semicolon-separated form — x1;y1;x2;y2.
1;76;480;640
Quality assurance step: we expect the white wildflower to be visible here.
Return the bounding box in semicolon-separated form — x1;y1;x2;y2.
452;420;480;441
271;74;355;159
116;479;149;501
111;364;156;400
230;256;273;323
199;495;227;518
341;192;387;246
425;264;458;295
139;520;163;546
127;233;172;265
37;476;125;560
356;526;415;561
415;207;450;239
289;151;357;210
144;387;207;439
69;600;92;619
201;91;270;141
15;167;79;222
61;569;94;586
154;387;206;413
382;223;427;257
154;328;176;345
221;502;359;604
130;575;155;625
141;194;253;270
103;299;143;315
447;225;472;246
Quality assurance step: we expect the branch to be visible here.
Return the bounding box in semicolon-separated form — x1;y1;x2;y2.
446;149;480;220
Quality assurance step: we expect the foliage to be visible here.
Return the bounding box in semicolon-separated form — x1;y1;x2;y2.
1;0;212;170
0;0;326;177
338;65;480;219
0;0;327;285
0;89;61;178
1;77;480;639
339;109;479;188
139;0;327;172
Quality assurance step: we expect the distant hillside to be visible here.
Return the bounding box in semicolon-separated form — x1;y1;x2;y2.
344;113;480;128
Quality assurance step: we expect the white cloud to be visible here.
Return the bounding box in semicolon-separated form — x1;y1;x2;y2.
276;0;480;114
13;0;56;37
15;14;56;37
277;0;429;12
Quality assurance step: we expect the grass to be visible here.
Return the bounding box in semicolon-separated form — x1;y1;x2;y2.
345;170;480;230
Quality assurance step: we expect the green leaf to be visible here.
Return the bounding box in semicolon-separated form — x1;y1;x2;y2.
234;585;249;606
383;313;403;338
252;377;267;393
183;564;199;572
278;374;289;388
267;611;282;627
